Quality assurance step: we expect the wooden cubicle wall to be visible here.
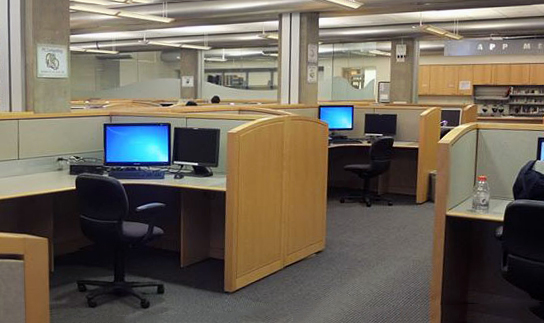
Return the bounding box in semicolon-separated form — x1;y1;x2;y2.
225;115;328;292
0;233;49;323
417;108;441;203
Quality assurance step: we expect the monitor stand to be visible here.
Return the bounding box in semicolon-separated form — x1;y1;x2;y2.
329;132;347;140
187;165;213;177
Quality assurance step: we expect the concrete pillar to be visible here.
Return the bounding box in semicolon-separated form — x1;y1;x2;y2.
278;12;319;105
25;0;71;113
180;49;201;100
390;39;420;104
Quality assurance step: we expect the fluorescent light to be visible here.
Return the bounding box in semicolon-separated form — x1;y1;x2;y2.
112;0;153;3
180;44;212;50
419;24;464;40
69;4;119;15
70;0;115;5
316;0;363;9
258;33;279;40
70;46;119;54
205;57;228;62
117;11;174;23
368;50;391;57
261;51;279;57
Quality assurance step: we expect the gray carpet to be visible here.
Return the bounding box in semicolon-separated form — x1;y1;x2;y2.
50;194;434;323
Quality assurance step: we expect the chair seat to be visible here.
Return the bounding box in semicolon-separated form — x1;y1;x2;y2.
344;164;372;173
122;221;164;242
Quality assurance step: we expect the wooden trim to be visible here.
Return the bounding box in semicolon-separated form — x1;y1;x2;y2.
461;104;478;124
439;123;479;146
476;122;544;131
417;107;441;203
0;233;49;323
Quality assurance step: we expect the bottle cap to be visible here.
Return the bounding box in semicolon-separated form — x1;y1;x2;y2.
478;175;487;181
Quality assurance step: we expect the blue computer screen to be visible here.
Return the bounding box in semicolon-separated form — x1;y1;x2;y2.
319;106;354;131
104;124;171;166
538;138;544;161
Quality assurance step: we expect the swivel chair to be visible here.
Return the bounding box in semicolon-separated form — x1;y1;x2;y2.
340;136;394;207
75;174;166;309
496;200;544;318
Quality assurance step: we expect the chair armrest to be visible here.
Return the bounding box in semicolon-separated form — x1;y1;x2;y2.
134;202;166;241
495;226;504;241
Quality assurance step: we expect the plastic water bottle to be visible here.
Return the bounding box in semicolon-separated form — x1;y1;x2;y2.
472;175;490;213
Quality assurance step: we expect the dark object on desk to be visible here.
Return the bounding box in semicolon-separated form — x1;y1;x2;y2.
364;114;397;137
440;127;453;139
339;137;394;207
329;138;362;144
108;169;165;179
185;101;198;106
496;200;544;319
69;162;105;175
173;127;219;177
513;160;544;200
75;174;166;309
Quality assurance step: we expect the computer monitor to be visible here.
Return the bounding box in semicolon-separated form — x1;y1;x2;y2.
364;114;397;136
441;109;462;127
538;138;544;160
318;105;354;131
173;127;220;177
104;123;171;167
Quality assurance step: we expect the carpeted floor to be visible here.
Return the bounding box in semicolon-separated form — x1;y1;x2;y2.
50;194;434;323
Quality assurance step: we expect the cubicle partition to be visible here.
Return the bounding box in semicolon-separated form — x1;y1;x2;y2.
0;107;328;297
431;123;544;322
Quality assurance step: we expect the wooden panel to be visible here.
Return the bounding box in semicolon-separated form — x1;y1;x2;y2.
473;65;494;85
0;121;18;161
530;64;544;85
444;66;459;95
456;65;473;96
492;64;512;85
416;108;441;203
225;118;285;292
419;65;431;95
0;233;49;323
283;117;328;265
510;64;531;85
461;105;478;124
19;116;109;159
430;65;446;95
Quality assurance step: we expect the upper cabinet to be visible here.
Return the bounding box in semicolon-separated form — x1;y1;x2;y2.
473;65;494;85
457;65;474;96
510;64;531;85
530;64;544;85
492;65;511;85
418;65;431;96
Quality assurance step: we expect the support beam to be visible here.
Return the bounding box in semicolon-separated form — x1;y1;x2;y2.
180;49;201;100
390;39;420;104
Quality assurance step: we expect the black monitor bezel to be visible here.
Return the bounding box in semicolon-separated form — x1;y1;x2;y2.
364;113;398;136
538;137;544;160
441;108;462;127
173;127;220;168
103;123;172;167
318;105;355;131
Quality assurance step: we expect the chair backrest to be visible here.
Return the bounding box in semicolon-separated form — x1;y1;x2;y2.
76;174;129;243
501;200;544;299
369;137;394;174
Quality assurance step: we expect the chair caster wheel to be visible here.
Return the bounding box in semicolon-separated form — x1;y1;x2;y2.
87;299;97;308
141;299;150;309
340;198;345;203
388;202;393;206
157;285;165;294
366;203;371;207
78;284;87;292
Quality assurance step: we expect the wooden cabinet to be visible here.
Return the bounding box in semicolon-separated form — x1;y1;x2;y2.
429;65;445;95
473;65;494;85
457;65;474;96
530;64;544;85
443;66;459;95
492;64;511;85
419;65;431;95
510;64;531;85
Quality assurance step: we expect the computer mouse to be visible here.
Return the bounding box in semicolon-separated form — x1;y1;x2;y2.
174;173;184;179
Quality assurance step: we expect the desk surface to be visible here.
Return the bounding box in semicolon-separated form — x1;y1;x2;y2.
0;171;227;201
447;197;512;222
329;141;419;149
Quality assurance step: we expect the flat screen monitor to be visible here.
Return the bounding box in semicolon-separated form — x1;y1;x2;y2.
104;123;171;166
173;127;220;177
441;109;462;127
318;106;354;131
364;114;397;136
538;137;544;160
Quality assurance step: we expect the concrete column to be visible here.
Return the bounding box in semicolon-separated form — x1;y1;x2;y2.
278;12;319;105
25;0;71;113
390;39;420;104
180;49;200;100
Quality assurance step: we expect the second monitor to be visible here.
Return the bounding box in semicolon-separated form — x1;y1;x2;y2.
364;114;397;137
173;127;220;177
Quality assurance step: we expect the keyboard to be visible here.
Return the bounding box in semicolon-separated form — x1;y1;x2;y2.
108;169;165;180
329;138;362;144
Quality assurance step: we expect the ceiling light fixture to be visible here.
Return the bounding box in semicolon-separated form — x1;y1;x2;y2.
258;33;279;40
180;44;212;50
419;24;463;40
316;0;363;9
69;4;174;23
368;50;391;57
140;40;211;50
70;0;116;5
70;46;119;54
112;0;154;3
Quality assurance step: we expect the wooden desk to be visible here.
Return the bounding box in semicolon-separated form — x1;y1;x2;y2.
447;197;510;222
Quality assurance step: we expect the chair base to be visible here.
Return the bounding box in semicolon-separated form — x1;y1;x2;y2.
77;279;164;308
340;192;393;207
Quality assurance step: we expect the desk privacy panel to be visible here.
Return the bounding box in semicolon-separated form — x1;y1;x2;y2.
0;121;18;161
0;259;25;323
477;129;543;199
448;130;477;209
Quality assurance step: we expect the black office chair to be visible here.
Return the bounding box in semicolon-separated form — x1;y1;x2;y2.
340;136;394;207
75;174;166;309
496;200;544;318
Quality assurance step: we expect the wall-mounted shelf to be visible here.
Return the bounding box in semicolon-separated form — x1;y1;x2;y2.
475;85;544;117
474;96;509;101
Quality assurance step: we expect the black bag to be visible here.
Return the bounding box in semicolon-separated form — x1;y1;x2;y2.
513;160;544;200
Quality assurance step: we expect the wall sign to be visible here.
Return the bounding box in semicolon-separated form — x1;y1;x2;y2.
307;65;318;84
396;44;407;63
445;39;544;56
37;44;68;78
182;76;194;88
308;44;318;64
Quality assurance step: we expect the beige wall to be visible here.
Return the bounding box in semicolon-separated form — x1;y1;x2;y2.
420;54;544;65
